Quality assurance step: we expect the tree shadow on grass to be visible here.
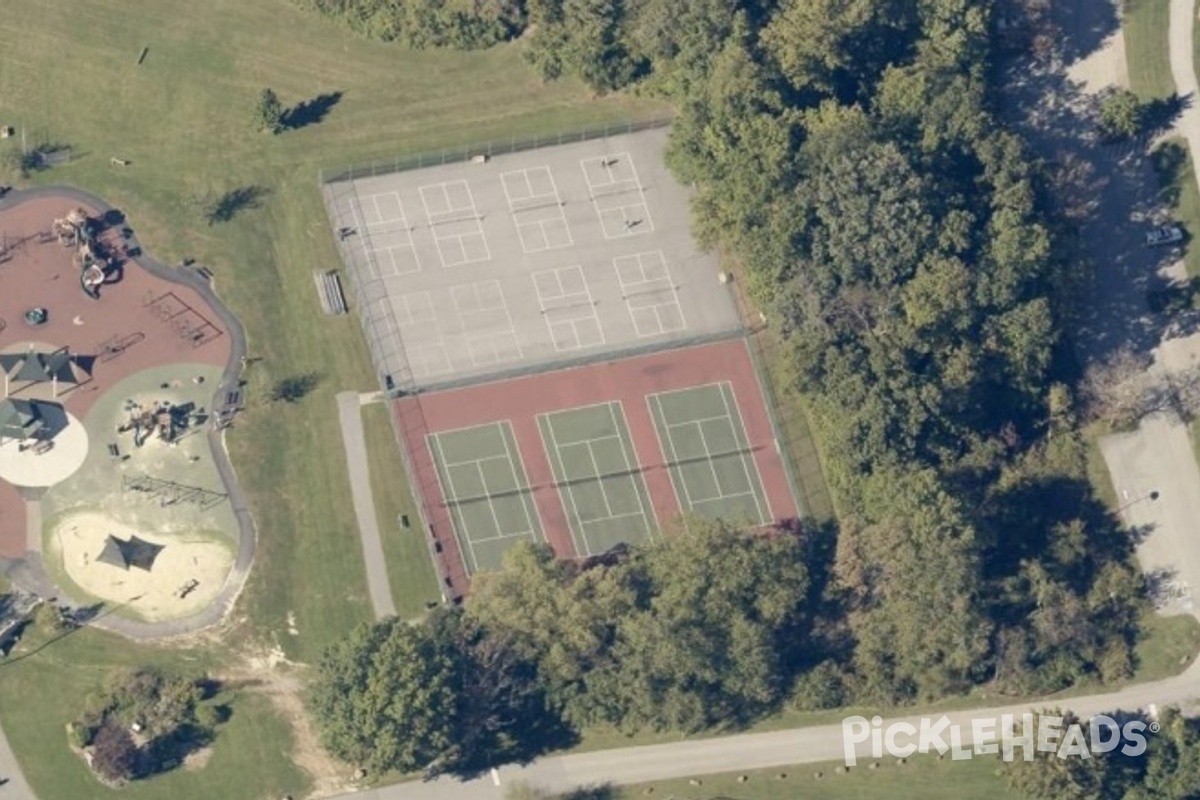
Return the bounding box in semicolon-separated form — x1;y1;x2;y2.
283;91;343;131
269;372;321;403
205;186;270;225
1142;93;1190;139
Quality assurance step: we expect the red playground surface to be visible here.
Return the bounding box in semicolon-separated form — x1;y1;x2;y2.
0;195;230;558
393;338;798;599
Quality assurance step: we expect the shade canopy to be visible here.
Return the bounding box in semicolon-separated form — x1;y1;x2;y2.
96;534;164;572
0;349;77;386
0;398;44;440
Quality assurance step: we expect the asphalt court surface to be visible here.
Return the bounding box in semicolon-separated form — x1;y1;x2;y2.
427;421;543;574
538;402;656;557
648;382;771;525
324;127;741;388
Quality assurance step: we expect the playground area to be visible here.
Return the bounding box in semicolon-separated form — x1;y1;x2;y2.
323;126;742;391
396;338;798;587
0;192;240;623
46;511;234;622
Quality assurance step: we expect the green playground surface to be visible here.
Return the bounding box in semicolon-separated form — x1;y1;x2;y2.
538;401;656;556
647;382;771;525
427;421;542;573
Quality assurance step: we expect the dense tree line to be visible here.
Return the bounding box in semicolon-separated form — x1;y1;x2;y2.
1005;707;1200;800
293;0;527;49
312;522;821;773
309;0;1154;775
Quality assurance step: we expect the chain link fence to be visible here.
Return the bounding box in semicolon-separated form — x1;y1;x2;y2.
319;116;674;185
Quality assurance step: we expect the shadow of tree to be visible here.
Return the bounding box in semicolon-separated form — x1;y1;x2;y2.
1142;93;1191;138
269;372;321;403
994;0;1185;363
205;186;270;225
282;91;344;131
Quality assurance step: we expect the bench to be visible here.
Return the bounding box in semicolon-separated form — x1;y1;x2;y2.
313;269;348;315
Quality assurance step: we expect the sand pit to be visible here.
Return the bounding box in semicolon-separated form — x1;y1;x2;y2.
49;511;234;621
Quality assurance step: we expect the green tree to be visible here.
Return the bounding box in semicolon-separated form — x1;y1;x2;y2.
90;721;139;783
1098;89;1143;140
254;88;284;134
836;469;990;702
1003;711;1118;800
467;542;637;726
1128;706;1200;799
309;617;462;773
592;519;809;731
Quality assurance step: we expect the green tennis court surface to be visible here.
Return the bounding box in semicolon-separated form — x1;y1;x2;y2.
428;421;542;573
538;402;656;556
648;382;771;525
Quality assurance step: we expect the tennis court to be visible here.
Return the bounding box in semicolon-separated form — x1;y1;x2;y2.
647;382;771;525
537;401;656;556
427;421;542;573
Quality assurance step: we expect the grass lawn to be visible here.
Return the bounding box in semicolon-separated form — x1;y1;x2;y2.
0;618;309;800
0;0;665;663
1149;138;1200;280
0;0;664;794
613;754;1016;800
1124;0;1175;100
360;402;441;618
1134;611;1200;679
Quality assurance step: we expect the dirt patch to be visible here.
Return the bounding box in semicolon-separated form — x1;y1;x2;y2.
48;511;234;621
221;647;351;797
183;745;213;771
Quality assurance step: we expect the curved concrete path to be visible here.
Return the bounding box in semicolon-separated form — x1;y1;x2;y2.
0;184;256;639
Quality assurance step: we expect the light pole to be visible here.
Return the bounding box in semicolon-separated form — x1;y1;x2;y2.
1116;489;1160;516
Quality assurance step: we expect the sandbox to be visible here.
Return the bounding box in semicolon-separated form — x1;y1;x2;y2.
48;511;234;621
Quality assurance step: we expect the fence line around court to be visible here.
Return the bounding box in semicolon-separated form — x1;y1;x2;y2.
317;116;675;185
324;178;467;601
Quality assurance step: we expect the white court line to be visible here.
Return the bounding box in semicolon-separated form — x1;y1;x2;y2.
608;401;654;538
345;191;377;279
646;393;691;519
427;433;483;573
719;382;772;524
504;167;573;253
499;170;533;209
625;156;655;232
364;192;422;274
533;267;604;351
474;461;507;540
453;281;524;366
615;253;687;337
497;421;543;539
584;440;615;518
538;414;591;557
420;180;492;267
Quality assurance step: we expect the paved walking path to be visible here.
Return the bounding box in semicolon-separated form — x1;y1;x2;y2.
336;391;396;619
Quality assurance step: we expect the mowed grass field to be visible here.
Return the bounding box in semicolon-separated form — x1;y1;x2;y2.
613;754;1017;800
0;0;666;665
0;1;664;795
1123;0;1174;101
360;401;441;618
0;619;309;800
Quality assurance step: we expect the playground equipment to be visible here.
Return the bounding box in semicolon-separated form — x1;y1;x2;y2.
121;473;227;511
63;218;114;299
52;207;91;247
81;261;105;299
116;400;205;447
118;404;177;447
